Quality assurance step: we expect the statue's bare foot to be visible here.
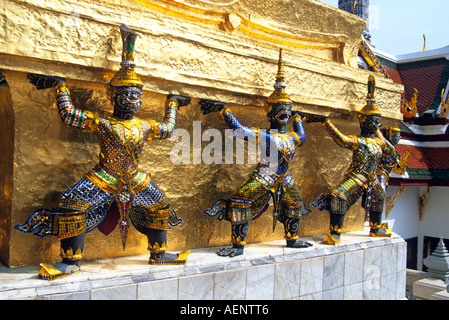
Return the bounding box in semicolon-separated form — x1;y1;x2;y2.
38;262;80;280
149;250;190;265
286;239;313;248
323;234;341;245
217;247;244;257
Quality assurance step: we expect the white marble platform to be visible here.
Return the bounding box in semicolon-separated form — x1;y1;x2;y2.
0;228;406;300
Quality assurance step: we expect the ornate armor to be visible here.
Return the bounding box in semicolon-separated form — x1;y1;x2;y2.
322;119;387;214
215;109;310;228
377;125;403;187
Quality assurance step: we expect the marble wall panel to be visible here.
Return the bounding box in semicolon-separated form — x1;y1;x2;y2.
214;268;247;300
246;264;275;300
274;261;301;300
138;278;178;300
178;273;214;300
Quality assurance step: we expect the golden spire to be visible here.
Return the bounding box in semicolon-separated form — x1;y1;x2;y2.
267;48;292;105
359;75;382;116
107;25;143;100
353;0;358;14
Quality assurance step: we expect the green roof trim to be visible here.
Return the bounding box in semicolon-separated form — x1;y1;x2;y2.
398;124;414;134
407;168;449;179
377;55;398;71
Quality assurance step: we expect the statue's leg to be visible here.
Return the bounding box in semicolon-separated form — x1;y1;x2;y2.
323;210;346;245
368;183;391;237
130;181;189;265
324;178;365;245
217;177;266;257
37;178;113;280
282;217;313;248
38;232;85;280
217;222;249;257
146;223;189;265
280;184;312;248
216;200;251;257
147;228;183;264
368;210;391;237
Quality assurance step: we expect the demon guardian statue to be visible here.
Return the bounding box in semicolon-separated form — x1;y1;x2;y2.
201;49;313;257
15;25;191;280
310;76;395;245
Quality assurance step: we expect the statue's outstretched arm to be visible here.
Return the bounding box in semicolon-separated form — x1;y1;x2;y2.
322;118;358;150
199;99;259;141
290;114;306;147
55;83;99;133
220;107;259;141
27;74;99;133
149;94;190;140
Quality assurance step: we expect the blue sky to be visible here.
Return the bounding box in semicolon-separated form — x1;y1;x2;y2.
320;0;449;55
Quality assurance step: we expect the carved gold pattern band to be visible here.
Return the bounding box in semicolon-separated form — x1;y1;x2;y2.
129;0;345;58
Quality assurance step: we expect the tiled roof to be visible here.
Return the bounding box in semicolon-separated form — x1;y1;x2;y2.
394;144;449;184
372;47;449;186
377;56;403;85
396;144;449;171
383;65;403;85
398;58;449;114
376;54;449;115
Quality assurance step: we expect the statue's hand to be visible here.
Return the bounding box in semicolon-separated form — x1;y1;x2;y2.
305;114;328;123
292;111;327;123
0;73;7;87
27;74;66;90
199;99;226;115
167;94;191;108
291;111;308;119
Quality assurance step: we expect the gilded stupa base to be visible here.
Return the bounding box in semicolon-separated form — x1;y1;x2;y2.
0;0;404;268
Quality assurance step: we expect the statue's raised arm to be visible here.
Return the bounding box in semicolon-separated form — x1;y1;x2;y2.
146;94;191;141
27;73;100;134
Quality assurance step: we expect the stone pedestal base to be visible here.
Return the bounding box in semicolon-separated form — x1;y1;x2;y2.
0;227;406;300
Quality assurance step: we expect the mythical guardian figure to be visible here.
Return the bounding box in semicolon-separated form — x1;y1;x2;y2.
200;49;313;257
310;75;395;245
15;25;191;280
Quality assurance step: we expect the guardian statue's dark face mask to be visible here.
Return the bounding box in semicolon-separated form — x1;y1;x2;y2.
268;103;292;126
114;86;143;114
359;114;381;134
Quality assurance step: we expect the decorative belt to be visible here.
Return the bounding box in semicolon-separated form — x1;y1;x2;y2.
84;167;151;194
250;170;294;192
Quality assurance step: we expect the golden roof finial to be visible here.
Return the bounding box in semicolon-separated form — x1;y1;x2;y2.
440;89;449;118
401;88;418;118
353;0;358;14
